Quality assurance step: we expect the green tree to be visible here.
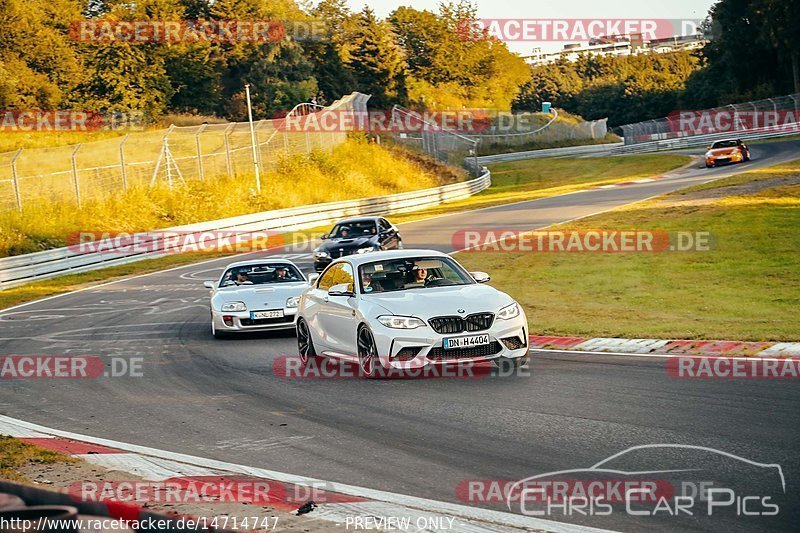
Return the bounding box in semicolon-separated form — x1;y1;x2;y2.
389;1;530;110
0;0;85;108
347;7;406;108
305;0;357;103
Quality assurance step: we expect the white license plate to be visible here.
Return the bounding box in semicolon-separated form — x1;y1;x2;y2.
443;334;490;349
251;310;284;320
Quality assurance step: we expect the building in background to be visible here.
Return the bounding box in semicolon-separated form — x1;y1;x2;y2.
524;33;706;65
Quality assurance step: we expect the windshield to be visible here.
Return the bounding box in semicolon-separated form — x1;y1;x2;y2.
711;140;739;148
219;263;304;287
329;220;378;239
358;256;473;293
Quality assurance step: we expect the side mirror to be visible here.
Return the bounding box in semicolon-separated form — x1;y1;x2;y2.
320;234;328;240
203;280;215;289
470;271;491;283
308;273;320;285
328;283;355;297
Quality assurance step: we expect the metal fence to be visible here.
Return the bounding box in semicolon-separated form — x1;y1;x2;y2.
619;93;800;145
387;105;482;175
464;110;608;150
386;106;607;171
0;93;371;211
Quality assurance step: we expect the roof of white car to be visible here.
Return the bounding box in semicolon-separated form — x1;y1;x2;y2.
222;258;301;269
331;249;449;267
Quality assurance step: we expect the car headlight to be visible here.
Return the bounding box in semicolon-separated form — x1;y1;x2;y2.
497;302;520;320
286;296;300;308
377;315;426;329
221;301;247;312
705;152;713;158
357;247;377;254
313;251;329;259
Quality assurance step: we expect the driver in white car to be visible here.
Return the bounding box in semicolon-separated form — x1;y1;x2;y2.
407;265;427;287
235;271;253;285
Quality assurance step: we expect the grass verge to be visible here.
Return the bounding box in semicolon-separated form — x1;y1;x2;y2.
458;159;800;341
477;132;621;156
0;435;74;483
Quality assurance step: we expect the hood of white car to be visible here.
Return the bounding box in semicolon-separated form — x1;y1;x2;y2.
213;282;308;308
361;284;513;319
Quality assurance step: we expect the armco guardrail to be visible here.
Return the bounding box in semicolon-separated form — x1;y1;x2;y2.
477;142;624;164
0;171;491;290
611;122;800;154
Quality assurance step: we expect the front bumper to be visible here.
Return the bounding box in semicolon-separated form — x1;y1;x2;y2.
314;257;332;272
706;153;743;166
212;308;298;332
370;313;529;370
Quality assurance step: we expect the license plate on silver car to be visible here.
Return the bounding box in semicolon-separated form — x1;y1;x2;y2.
251;310;284;320
443;334;490;349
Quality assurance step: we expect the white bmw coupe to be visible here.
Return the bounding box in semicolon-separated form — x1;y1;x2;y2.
296;249;529;377
205;259;309;338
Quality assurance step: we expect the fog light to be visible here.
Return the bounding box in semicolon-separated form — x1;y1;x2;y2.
223;316;234;326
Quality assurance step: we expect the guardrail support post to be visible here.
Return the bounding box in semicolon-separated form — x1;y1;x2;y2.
195;124;207;181
119;135;129;191
71;144;82;208
10;149;22;211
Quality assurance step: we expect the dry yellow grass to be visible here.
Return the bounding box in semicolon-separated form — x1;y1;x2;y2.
0;435;75;482
0;138;458;256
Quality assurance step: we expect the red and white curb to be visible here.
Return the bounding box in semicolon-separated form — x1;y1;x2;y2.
529;335;800;358
0;415;612;533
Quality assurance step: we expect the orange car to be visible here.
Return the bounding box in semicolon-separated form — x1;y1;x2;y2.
705;139;750;168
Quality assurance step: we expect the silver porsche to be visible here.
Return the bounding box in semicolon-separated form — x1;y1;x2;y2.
204;259;310;338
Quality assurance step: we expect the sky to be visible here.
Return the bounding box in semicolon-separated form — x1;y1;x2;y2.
336;0;718;54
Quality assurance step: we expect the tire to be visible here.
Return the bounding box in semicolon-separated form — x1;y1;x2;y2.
357;326;381;378
743;151;750;162
705;163;713;168
297;318;317;364
211;319;229;339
